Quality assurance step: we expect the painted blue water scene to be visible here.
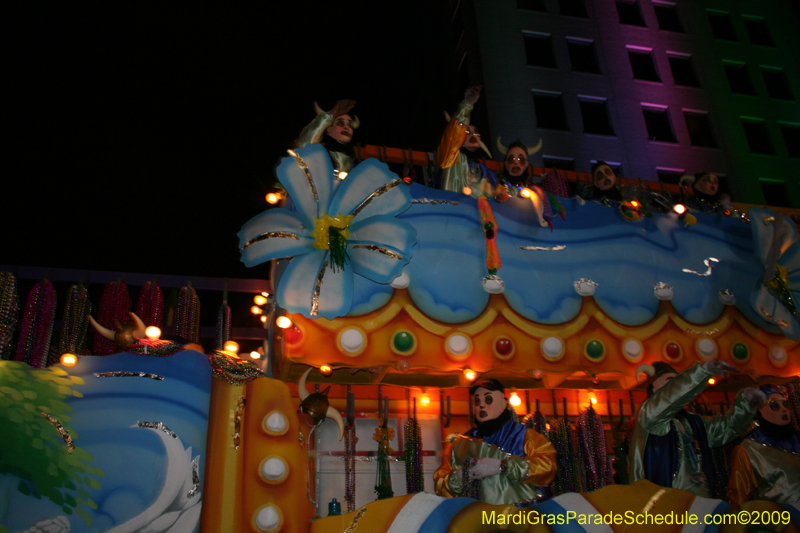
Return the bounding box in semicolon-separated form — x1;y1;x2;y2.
1;351;211;533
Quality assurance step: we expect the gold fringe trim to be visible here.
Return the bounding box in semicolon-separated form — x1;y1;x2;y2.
287;149;318;204
352;244;403;260
41;412;74;454
351;179;403;218
241;231;300;251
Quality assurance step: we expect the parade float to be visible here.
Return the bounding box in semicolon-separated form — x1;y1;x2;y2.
2;143;799;533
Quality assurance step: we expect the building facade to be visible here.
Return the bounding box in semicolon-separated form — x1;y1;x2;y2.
452;0;800;206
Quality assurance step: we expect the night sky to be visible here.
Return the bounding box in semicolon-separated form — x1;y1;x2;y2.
6;4;457;280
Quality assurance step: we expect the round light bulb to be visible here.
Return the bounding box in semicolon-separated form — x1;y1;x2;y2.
420;394;431;405
589;394;598;405
276;316;292;329
254;295;268;305
261;291;270;297
338;171;348;180
266;193;280;204
673;204;686;215
320;365;333;376
462;186;472;196
509;392;522;407
224;341;239;353
60;353;77;366
708;378;716;385
250;351;261;360
520;188;532;198
260;315;268;323
463;368;477;381
145;326;161;341
251;305;263;315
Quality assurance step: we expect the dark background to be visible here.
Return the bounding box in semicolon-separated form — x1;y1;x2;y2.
5;4;461;280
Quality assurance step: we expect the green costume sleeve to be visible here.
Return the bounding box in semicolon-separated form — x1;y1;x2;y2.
638;363;712;436
295;112;333;148
453;101;473;125
446;466;464;496
703;390;757;447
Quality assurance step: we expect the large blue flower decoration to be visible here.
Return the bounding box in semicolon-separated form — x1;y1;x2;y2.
239;144;416;319
749;207;800;340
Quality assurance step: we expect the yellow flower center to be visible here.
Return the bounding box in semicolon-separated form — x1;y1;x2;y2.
312;213;354;250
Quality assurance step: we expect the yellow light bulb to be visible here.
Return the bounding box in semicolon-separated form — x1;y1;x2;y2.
338;171;348;180
420;394;431;405
266;193;280;204
463;368;477;381
276;316;292;329
254;295;268;305
260;315;268;323
145;326;161;341
509;392;522;407
320;364;333;376
520;188;532;198
60;353;77;366
261;291;270;297
708;378;716;385
251;305;263;315
674;203;686;215
462;186;472;196
224;341;239;353
249;351;261;360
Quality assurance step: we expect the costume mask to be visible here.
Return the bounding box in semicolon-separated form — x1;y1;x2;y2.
505;147;529;177
472;387;507;422
694;173;719;196
594;164;617;191
760;393;791;426
326;114;354;144
463;125;481;152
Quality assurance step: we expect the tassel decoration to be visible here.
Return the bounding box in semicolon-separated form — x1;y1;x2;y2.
0;272;19;360
215;303;232;351
58;284;91;359
174;286;201;343
14;279;57;367
136;281;164;329
93;281;131;355
577;405;612;492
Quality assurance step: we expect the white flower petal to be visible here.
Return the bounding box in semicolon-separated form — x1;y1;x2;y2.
348;216;416;283
276;144;334;228
327;159;411;221
238;209;314;267
277;250;354;319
